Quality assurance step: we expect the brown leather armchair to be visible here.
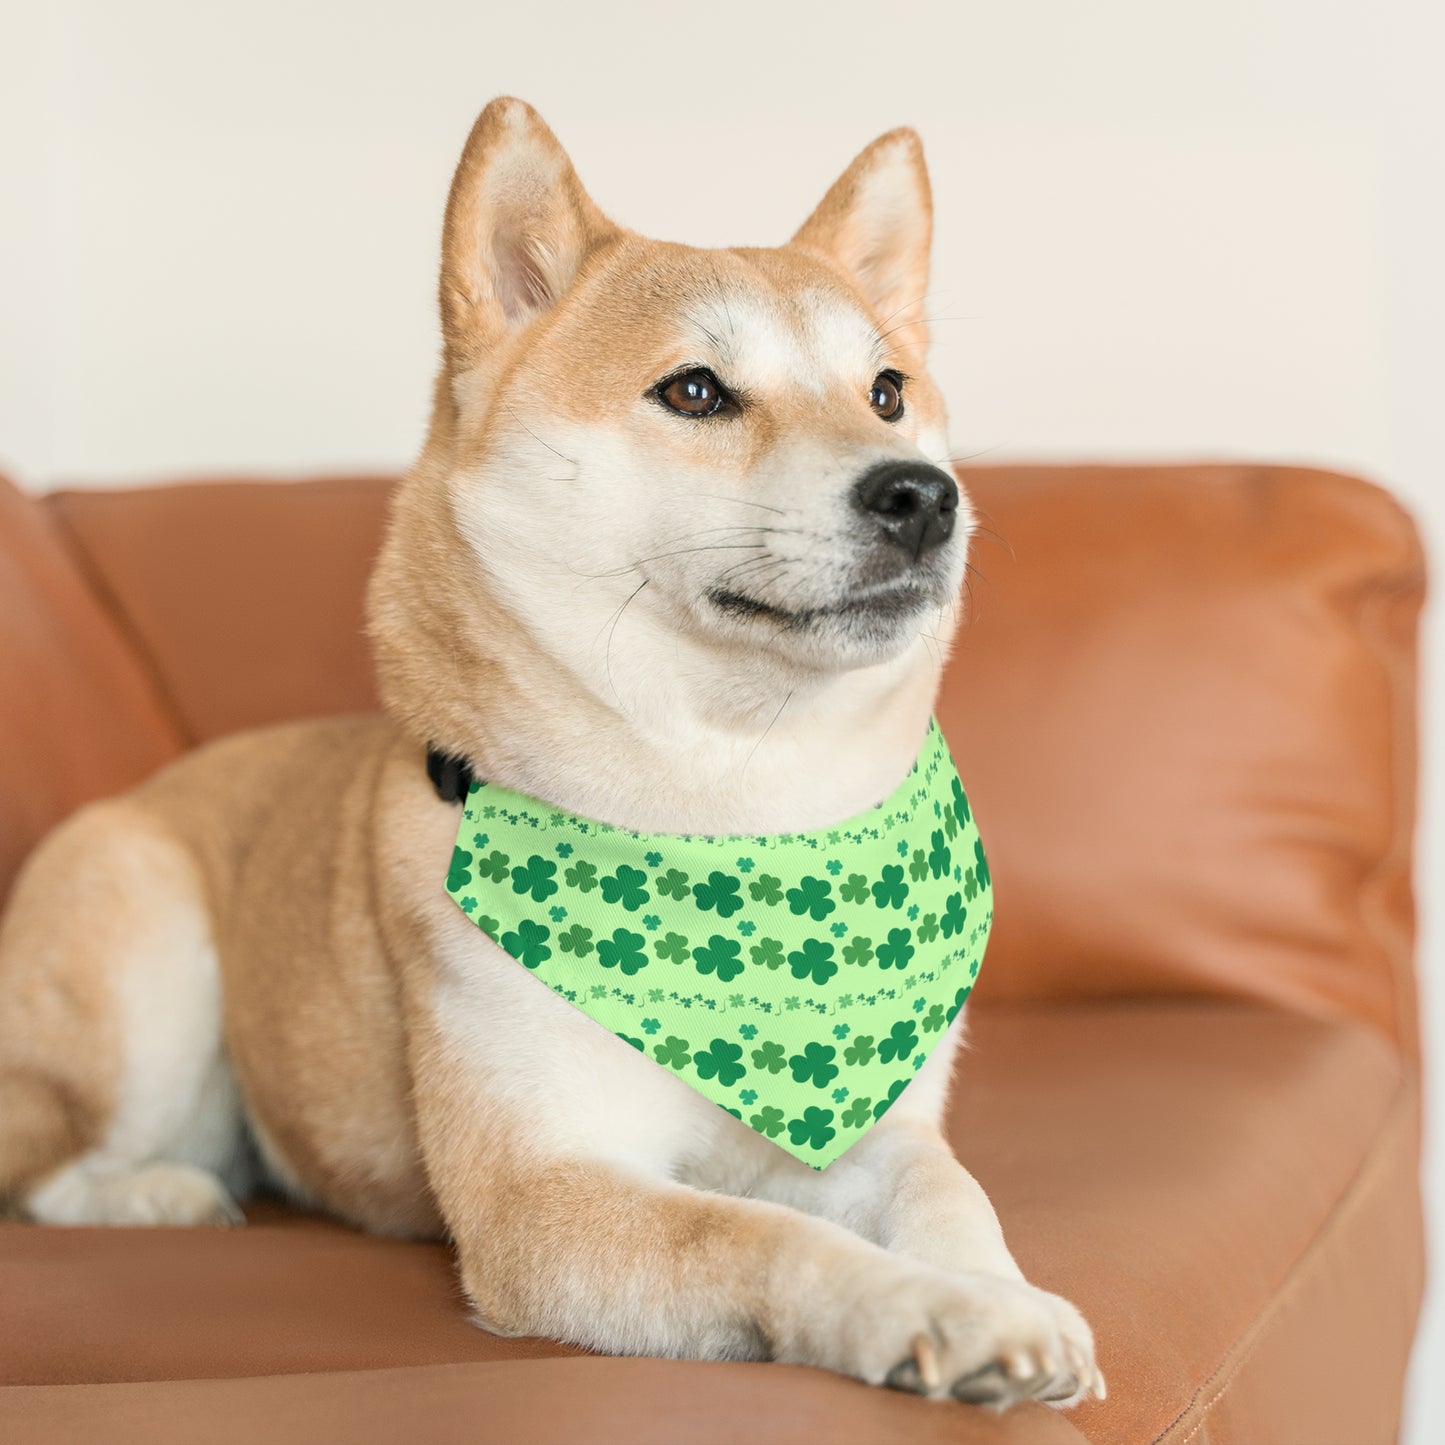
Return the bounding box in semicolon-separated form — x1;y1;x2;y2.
0;462;1425;1445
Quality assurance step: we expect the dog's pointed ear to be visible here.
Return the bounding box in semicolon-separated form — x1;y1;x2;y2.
791;128;933;353
440;98;617;367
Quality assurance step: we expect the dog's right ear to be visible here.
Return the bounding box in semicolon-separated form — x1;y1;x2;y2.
439;98;616;368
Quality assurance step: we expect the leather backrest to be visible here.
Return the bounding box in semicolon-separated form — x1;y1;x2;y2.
48;477;390;742
0;474;184;900
29;465;1425;1056
939;464;1423;1058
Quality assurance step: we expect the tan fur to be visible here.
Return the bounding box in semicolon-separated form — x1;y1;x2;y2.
0;98;1101;1404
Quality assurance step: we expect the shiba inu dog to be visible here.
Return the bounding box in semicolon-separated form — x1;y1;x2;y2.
0;98;1102;1407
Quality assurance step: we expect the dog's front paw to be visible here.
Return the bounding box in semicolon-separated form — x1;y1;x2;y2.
822;1265;1104;1408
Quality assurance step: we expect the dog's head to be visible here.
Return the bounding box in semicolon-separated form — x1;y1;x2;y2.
371;99;970;755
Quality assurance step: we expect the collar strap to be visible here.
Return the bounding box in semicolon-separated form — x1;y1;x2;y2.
426;745;474;805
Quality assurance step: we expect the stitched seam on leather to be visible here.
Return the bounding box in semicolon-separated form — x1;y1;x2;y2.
1151;1074;1416;1445
44;497;197;750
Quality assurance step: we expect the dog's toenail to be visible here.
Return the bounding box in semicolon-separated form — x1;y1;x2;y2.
910;1331;942;1390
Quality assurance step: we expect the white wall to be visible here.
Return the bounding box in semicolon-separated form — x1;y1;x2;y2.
1;0;1440;1433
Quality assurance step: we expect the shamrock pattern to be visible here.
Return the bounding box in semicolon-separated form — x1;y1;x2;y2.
443;719;992;1169
446;847;473;892
694;935;744;982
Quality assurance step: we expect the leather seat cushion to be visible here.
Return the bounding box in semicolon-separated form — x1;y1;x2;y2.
0;1001;1421;1444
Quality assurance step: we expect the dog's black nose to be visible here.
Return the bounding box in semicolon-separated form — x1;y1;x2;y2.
853;460;959;560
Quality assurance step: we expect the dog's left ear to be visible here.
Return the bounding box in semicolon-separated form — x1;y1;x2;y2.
791;129;933;354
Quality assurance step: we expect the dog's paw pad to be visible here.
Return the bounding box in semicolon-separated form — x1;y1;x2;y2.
951;1362;1013;1406
885;1359;927;1395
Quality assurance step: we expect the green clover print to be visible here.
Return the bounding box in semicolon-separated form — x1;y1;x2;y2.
940;892;968;938
500;918;551;969
952;775;971;827
654;931;691;964
693;871;744;918
750;937;785;970
946;985;972;1025
694;935;744;983
789;1041;840;1089
597;927;648;975
787;938;838;986
878;1019;919;1064
558;924;595;957
654;1035;691;1069
510;855;559;903
694;1039;747;1087
600;864;650;911
876;927;915;972
476;849;512;884
564;859;598;892
655;867;690;900
747;874;783;906
874;1077;909;1119
446;847;473;891
751;1040;787;1074
750;1105;786;1138
973;837;991;890
871;865;909;909
788;1107;837;1152
786;875;836;922
445;717;988;1165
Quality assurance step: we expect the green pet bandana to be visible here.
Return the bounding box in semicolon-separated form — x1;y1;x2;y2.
443;720;992;1168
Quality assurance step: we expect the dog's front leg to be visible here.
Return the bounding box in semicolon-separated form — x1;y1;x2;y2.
776;1113;1027;1279
436;1144;1102;1404
749;1028;1104;1404
754;1027;1021;1271
416;1059;1095;1402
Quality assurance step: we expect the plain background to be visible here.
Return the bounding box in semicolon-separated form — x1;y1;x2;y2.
1;0;1440;1434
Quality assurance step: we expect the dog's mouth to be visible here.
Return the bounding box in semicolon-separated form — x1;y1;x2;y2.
705;579;935;629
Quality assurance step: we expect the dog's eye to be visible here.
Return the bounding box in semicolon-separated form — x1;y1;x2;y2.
869;371;904;421
658;369;725;417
